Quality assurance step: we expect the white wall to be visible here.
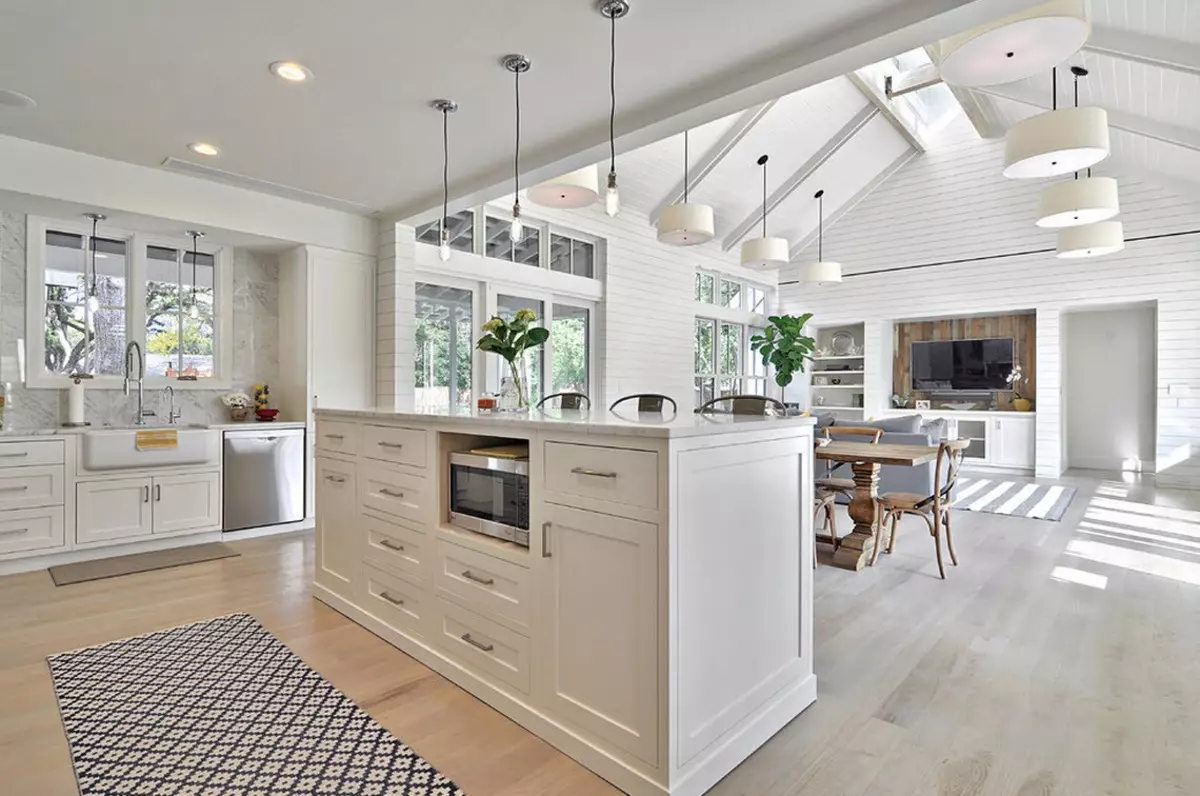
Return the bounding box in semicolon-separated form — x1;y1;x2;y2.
780;117;1200;490
1064;305;1158;472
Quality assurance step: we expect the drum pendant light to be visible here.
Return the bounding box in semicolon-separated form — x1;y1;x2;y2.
936;0;1089;88
741;155;789;268
503;54;532;242
432;99;459;261
1037;68;1120;228
657;130;714;246
1004;66;1109;179
801;190;842;285
527;166;600;209
1056;220;1124;258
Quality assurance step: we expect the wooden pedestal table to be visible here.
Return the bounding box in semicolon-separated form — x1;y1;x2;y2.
815;441;940;571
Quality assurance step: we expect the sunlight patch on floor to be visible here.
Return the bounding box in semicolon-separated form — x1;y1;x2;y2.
1065;539;1200;587
1083;507;1200;539
1077;523;1200;556
1088;497;1200;524
1050;565;1108;590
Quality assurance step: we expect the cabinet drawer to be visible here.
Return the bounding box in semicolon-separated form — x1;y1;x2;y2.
0;440;65;468
544;442;659;512
0;465;64;510
435;598;530;695
436;539;529;630
0;506;65;556
364;514;426;582
361;468;426;525
316;420;360;457
363;425;426;469
362;563;429;639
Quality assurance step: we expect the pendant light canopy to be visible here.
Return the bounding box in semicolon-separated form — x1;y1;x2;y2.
432;99;459;262
802;190;842;285
527;166;600;209
741;155;790;268
503;54;531;242
1004;67;1109;179
83;212;105;314
657;130;714;246
1056;220;1124;258
186;230;204;319
599;0;629;218
936;0;1089;88
1036;68;1119;228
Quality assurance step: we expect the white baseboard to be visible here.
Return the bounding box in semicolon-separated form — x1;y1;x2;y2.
1068;456;1157;474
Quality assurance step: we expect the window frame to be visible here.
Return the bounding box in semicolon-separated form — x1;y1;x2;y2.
695;317;767;407
26;216;234;390
694;267;772;315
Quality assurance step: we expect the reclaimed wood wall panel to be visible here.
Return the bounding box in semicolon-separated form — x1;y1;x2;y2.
893;312;1036;411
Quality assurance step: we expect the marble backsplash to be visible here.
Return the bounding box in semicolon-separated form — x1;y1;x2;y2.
0;212;281;430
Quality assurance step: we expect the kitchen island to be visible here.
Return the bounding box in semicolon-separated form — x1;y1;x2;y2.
312;406;816;796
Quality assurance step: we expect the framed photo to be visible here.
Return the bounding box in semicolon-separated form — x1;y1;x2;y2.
915;399;931;410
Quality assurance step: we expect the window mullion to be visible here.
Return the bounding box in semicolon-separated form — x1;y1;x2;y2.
128;234;148;378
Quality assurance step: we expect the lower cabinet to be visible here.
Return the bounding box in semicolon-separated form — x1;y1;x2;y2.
77;471;221;546
991;416;1036;469
315;456;358;595
154;472;221;534
539;503;660;765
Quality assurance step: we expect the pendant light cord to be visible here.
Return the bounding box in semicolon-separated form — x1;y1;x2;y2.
89;216;98;299
818;193;824;261
442;107;450;232
1052;66;1057;111
514;68;521;200
683;130;689;203
191;233;198;310
761;159;768;238
609;9;616;176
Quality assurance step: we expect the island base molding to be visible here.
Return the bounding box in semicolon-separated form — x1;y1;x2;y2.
314;583;817;796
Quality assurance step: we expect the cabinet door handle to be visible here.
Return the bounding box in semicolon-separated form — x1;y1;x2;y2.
571;467;617;479
461;570;494;586
379;538;405;553
378;441;404;449
0;452;29;459
154;484;161;502
143;485;150;503
379;591;405;606
379;488;405;499
542;521;552;558
0;485;29;493
324;433;344;440
461;633;494;653
325;475;346;483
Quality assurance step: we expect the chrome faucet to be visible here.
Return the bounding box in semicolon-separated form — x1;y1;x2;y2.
164;385;181;425
123;341;156;426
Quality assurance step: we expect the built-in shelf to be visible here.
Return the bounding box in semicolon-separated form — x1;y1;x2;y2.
819;406;864;413
813;369;864;375
812;355;864;361
812;385;864;390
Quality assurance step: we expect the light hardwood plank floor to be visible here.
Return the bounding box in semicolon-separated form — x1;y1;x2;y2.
2;471;1199;795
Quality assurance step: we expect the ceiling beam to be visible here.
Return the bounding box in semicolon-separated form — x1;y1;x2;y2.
721;105;879;252
1085;26;1200;78
788;148;917;261
884;63;942;99
647;101;776;227
973;85;1200;153
848;71;926;152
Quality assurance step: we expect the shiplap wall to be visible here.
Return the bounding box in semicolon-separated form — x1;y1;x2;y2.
781;118;1200;489
376;222;416;408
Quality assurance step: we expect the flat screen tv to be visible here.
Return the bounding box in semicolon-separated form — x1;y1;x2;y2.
911;337;1015;392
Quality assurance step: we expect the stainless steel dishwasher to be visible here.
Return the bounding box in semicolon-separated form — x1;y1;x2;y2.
222;427;306;532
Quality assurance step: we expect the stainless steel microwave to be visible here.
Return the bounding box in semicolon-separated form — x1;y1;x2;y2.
448;451;530;547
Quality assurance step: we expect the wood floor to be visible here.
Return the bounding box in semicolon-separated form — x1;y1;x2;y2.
3;471;1199;795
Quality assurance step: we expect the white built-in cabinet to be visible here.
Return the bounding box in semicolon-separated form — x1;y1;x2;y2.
314;455;358;596
990;415;1036;469
76;471;221;546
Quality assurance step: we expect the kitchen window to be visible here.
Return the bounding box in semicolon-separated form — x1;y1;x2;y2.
550;303;589;395
42;231;128;377
415;209;475;255
694;269;772;315
145;245;216;379
484;215;541;267
415;282;475;412
549;234;595;278
694;318;767;407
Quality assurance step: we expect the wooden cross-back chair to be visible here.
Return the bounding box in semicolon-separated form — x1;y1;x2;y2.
872;438;969;579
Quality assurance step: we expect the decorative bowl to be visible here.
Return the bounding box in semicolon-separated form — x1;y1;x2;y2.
255;408;280;422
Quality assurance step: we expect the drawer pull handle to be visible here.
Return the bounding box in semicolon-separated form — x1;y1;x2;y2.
461;633;494;653
0;452;29;459
143;485;150;503
379;538;406;553
379;488;405;499
461;570;494;586
324;433;345;439
379;591;405;606
0;528;28;537
378;441;404;449
542;521;552;558
0;485;29;493
325;475;346;484
571;467;618;479
154;484;161;502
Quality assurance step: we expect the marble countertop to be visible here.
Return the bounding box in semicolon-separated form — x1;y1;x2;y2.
0;420;306;437
315;406;815;439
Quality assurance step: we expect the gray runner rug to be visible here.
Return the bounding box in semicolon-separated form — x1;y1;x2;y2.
48;542;239;586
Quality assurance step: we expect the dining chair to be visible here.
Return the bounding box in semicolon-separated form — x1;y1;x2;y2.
536;392;590;411
815;426;883;500
872;438;969;579
695;395;786;416
609;394;679;418
813;488;839;567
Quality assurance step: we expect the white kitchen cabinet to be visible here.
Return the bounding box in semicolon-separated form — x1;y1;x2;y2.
315;456;358;596
539;502;659;765
991;415;1036;469
77;477;153;545
152;472;221;534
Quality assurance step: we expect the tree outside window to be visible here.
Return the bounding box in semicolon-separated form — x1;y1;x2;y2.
551;304;588;394
144;245;215;379
43;231;127;376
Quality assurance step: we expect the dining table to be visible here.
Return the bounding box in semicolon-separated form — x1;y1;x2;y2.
815;440;941;571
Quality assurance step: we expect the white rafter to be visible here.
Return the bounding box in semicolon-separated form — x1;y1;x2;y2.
1086;26;1200;79
848;71;928;151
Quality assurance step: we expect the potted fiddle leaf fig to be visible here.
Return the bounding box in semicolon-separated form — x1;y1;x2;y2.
476;309;549;410
750;313;816;390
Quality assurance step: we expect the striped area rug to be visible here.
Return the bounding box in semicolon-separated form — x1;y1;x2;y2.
954;477;1077;521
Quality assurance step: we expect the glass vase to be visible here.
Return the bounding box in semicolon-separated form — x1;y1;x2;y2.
507;358;529;411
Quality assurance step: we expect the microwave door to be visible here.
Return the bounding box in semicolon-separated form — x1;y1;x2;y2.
452;465;521;528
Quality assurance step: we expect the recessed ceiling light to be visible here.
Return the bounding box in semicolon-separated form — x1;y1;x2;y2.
269;61;312;82
189;142;219;157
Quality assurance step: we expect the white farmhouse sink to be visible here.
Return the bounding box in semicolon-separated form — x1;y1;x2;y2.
81;426;219;471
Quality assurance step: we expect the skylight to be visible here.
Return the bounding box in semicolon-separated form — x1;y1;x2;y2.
857;48;965;144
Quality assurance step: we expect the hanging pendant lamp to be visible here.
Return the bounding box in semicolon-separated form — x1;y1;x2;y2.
1037;67;1120;228
741;155;789;268
802;190;843;285
186;231;204;319
599;0;629;218
83;213;106;314
432;99;459;261
936;0;1089;88
503;54;531;242
528;166;600;209
1004;66;1109;179
1056;220;1124;258
657;130;714;246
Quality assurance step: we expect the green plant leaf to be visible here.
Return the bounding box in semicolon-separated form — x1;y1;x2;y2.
525;327;550;346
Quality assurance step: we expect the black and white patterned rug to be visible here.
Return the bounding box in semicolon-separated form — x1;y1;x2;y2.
47;612;464;795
